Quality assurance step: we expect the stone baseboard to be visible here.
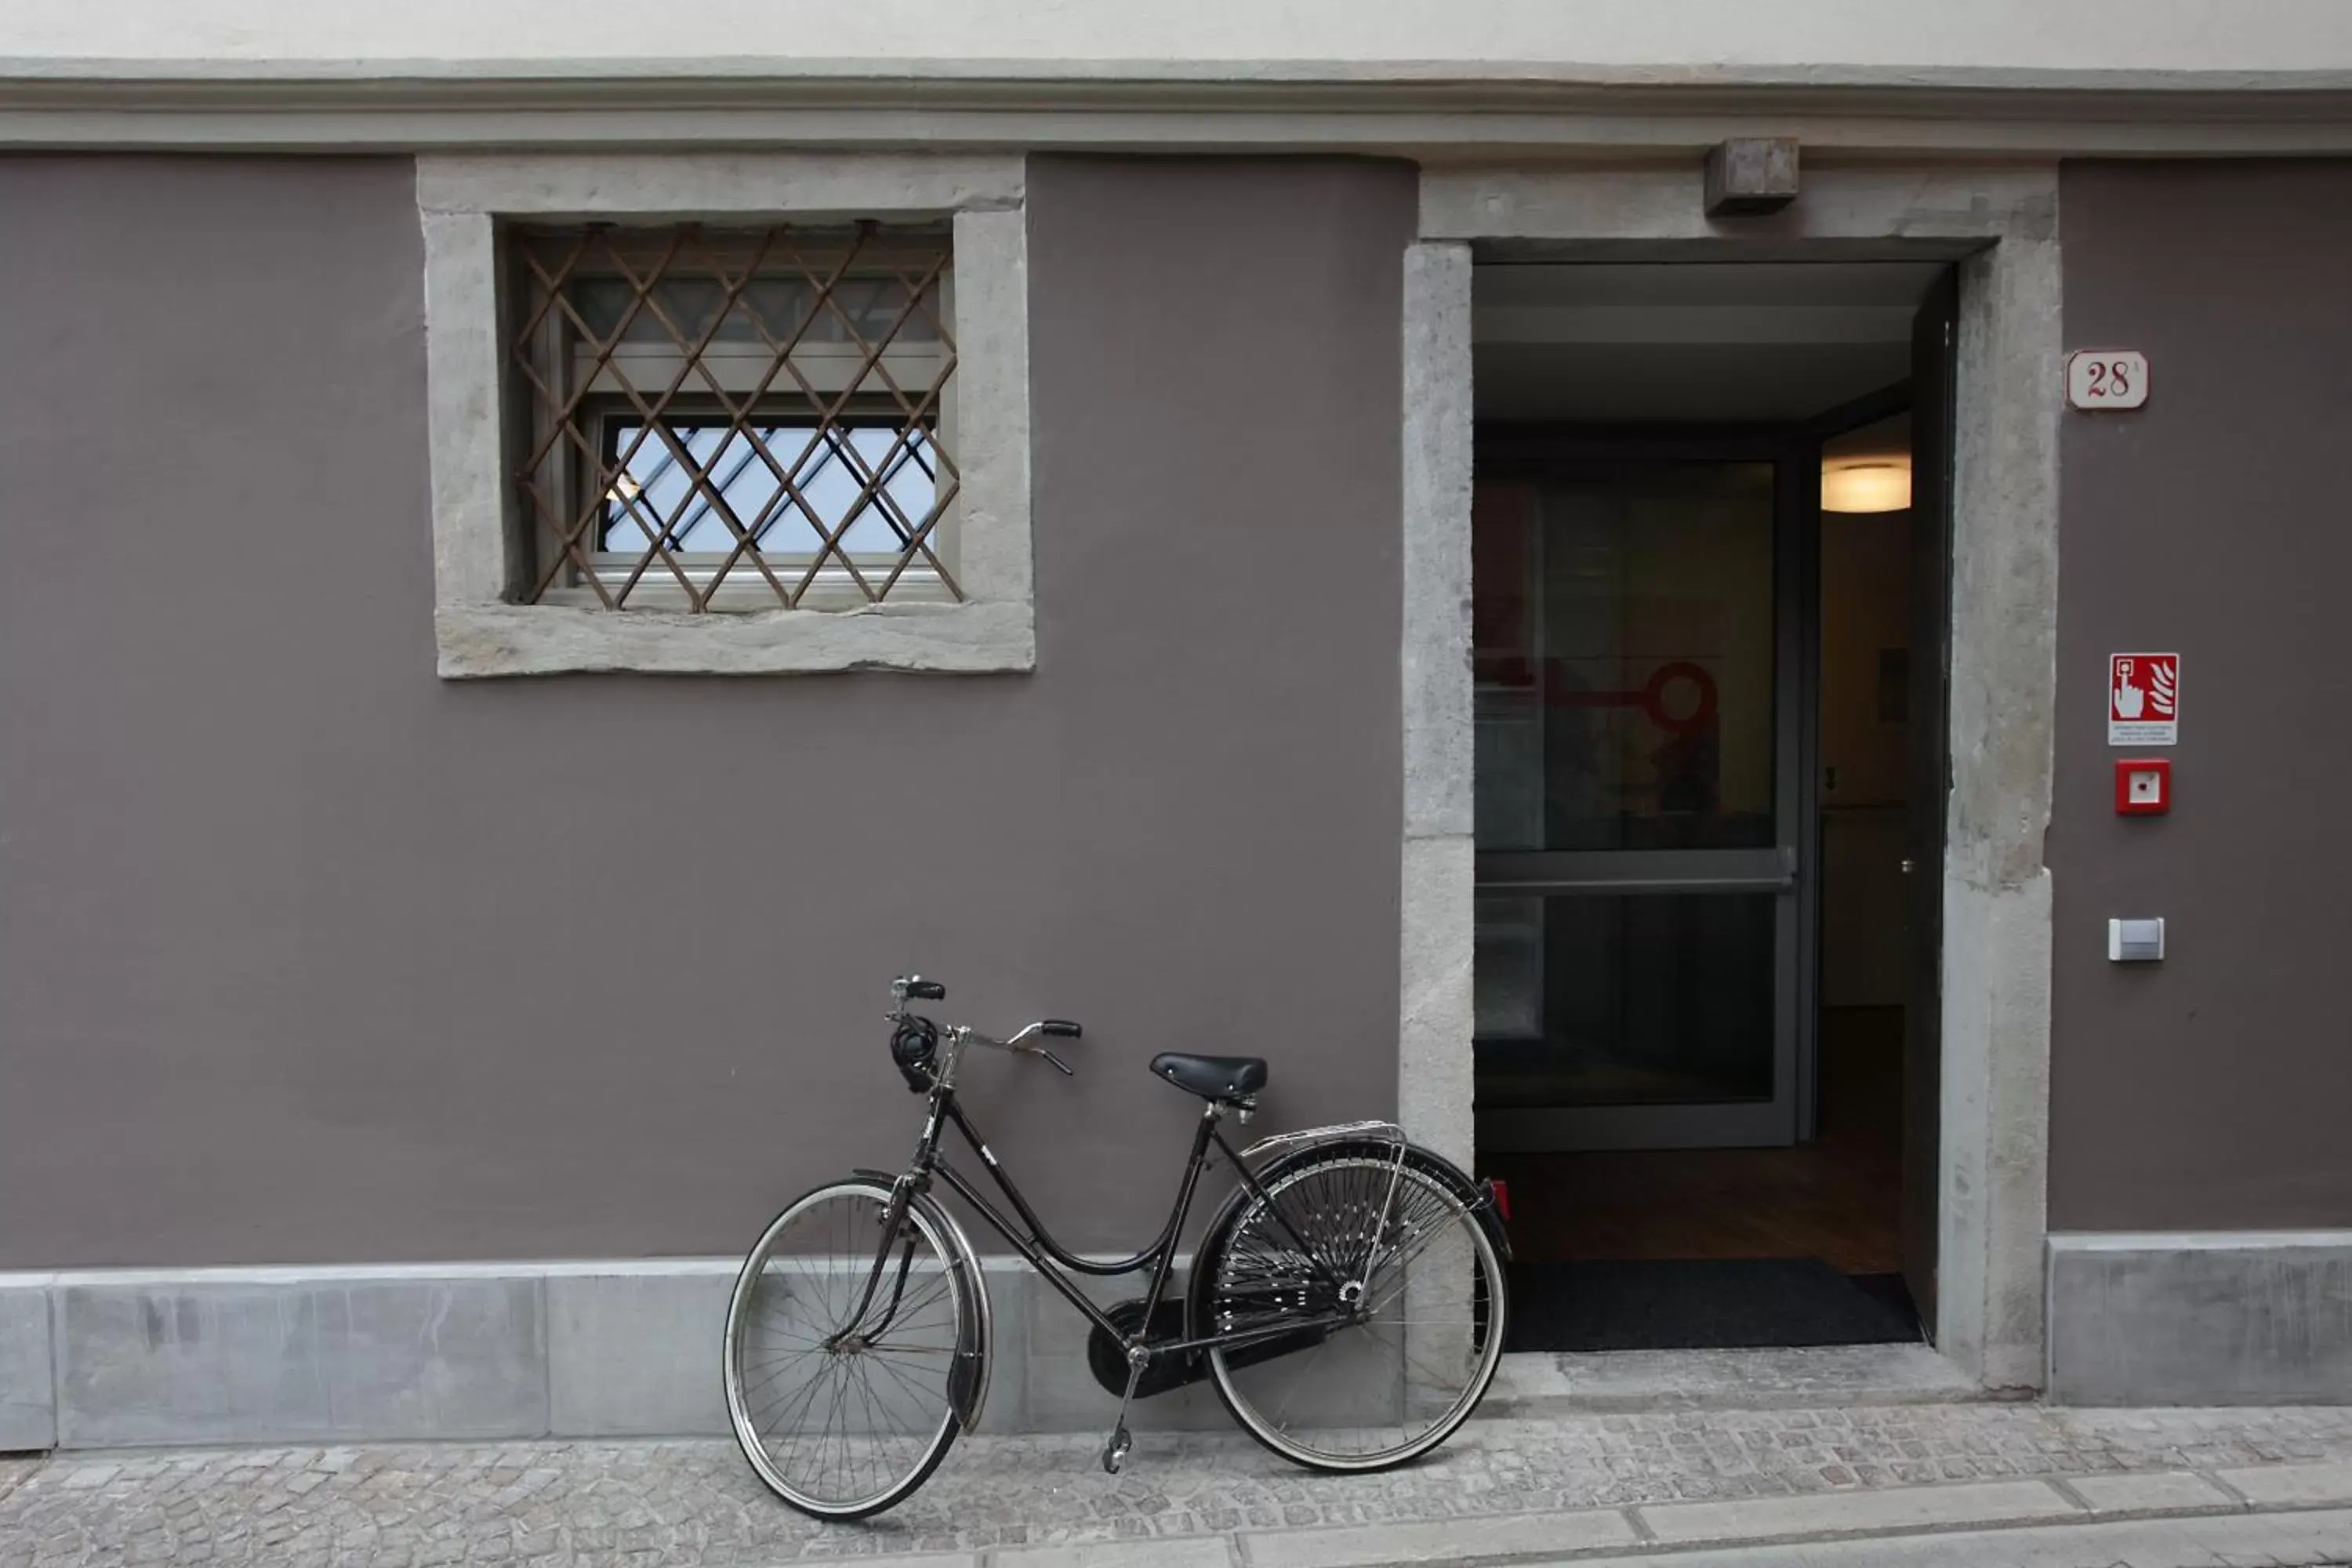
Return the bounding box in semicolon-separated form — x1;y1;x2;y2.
2047;1230;2352;1404
0;1256;1291;1449
0;1281;52;1450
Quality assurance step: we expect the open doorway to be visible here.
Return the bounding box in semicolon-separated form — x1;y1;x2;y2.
1467;261;1955;1352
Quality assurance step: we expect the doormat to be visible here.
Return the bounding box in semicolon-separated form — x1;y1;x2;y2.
1504;1258;1923;1352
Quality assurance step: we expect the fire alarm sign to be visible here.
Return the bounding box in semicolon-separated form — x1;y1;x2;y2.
2109;653;2179;746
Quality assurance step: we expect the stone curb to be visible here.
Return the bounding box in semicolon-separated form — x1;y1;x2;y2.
815;1461;2352;1568
11;1423;2352;1568
1231;1463;2352;1568
1485;1508;2352;1568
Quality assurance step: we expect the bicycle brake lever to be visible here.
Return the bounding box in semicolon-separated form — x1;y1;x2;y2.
1037;1048;1076;1077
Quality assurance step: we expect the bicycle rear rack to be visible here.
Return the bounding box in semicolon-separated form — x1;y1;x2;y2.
1234;1118;1406;1163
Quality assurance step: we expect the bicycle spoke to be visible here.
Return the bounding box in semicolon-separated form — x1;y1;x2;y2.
843;1359;899;1493
862;1345;952;1417
749;1375;827;1441
1364;1318;1480;1392
1265;1327;1341;1433
741;1355;823;1414
761;1355;837;1457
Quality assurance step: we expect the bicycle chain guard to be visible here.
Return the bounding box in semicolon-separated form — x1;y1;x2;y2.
1085;1299;1200;1399
1084;1293;1338;1399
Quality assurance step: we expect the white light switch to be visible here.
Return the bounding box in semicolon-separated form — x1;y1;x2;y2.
2107;918;2165;962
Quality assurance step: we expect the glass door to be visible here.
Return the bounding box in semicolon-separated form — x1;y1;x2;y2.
1473;447;1813;1151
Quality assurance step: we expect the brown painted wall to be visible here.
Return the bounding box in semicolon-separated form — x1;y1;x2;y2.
2049;160;2352;1230
0;154;1412;1266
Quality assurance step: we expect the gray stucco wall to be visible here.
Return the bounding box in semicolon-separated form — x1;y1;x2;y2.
2048;160;2352;1232
0;154;1411;1267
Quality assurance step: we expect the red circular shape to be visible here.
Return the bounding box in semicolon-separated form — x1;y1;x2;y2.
1640;661;1719;735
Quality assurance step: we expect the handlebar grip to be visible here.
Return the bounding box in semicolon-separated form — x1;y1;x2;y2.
905;979;946;1001
1040;1019;1082;1039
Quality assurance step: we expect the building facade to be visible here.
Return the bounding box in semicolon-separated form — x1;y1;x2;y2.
3;3;2350;1448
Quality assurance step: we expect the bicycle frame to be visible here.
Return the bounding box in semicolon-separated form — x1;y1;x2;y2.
848;1024;1367;1367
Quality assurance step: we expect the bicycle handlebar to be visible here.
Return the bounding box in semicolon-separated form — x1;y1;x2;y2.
971;1019;1083;1076
894;976;1082;1080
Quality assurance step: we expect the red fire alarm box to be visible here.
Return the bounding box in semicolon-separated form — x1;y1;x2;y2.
2115;758;2172;815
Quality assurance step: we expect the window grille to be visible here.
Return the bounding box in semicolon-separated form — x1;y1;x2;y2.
508;222;960;611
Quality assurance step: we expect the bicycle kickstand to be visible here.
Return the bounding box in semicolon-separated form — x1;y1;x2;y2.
1102;1345;1148;1475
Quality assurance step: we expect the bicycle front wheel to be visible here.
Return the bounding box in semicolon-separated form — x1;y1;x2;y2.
1200;1150;1507;1472
724;1176;975;1519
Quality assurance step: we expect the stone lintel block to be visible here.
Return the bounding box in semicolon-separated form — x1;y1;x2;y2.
1705;138;1801;216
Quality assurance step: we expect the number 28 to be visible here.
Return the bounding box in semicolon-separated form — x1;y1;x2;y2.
2068;350;2147;410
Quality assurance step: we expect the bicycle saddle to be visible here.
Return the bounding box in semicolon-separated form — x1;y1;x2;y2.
1149;1052;1268;1102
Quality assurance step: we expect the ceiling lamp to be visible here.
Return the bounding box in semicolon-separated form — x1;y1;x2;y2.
1821;457;1911;514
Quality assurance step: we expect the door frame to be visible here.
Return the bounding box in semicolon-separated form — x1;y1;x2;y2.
1468;427;1820;1153
1398;165;2063;1392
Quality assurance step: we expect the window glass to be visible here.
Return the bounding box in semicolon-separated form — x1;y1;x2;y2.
1474;464;1777;851
1475;891;1777;1109
598;420;937;561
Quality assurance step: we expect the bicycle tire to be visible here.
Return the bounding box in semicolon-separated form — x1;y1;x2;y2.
723;1175;978;1519
1192;1142;1508;1472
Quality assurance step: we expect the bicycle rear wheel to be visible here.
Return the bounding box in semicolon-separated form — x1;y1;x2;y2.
1198;1149;1506;1472
723;1176;975;1519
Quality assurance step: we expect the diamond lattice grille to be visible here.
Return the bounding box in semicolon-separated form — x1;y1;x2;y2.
510;223;960;610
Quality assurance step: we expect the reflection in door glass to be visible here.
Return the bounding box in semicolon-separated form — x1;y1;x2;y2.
1472;462;1783;1115
1474;464;1777;851
1477;893;1777;1109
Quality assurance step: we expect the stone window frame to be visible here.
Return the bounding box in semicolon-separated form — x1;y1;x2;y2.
418;153;1033;677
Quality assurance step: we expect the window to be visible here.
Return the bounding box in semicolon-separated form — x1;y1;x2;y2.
417;151;1031;677
510;224;961;612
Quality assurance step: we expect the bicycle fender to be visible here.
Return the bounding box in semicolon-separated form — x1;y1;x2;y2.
1228;1138;1510;1258
849;1168;994;1432
1187;1138;1512;1342
920;1189;994;1432
1396;1145;1515;1263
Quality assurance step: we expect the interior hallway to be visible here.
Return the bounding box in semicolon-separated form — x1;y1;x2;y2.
1482;1007;1903;1273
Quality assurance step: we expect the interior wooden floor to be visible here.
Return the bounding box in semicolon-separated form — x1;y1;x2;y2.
1478;1007;1904;1274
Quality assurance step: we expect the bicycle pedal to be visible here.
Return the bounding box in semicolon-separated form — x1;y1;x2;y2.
1101;1426;1132;1475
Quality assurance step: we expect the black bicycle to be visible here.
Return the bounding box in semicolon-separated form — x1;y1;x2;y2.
721;975;1512;1519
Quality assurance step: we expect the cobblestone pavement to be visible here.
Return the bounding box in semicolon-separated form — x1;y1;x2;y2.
5;1404;2352;1566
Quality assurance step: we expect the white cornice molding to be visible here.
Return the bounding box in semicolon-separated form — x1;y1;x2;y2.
9;56;2352;89
2;71;2350;157
12;0;2352;104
